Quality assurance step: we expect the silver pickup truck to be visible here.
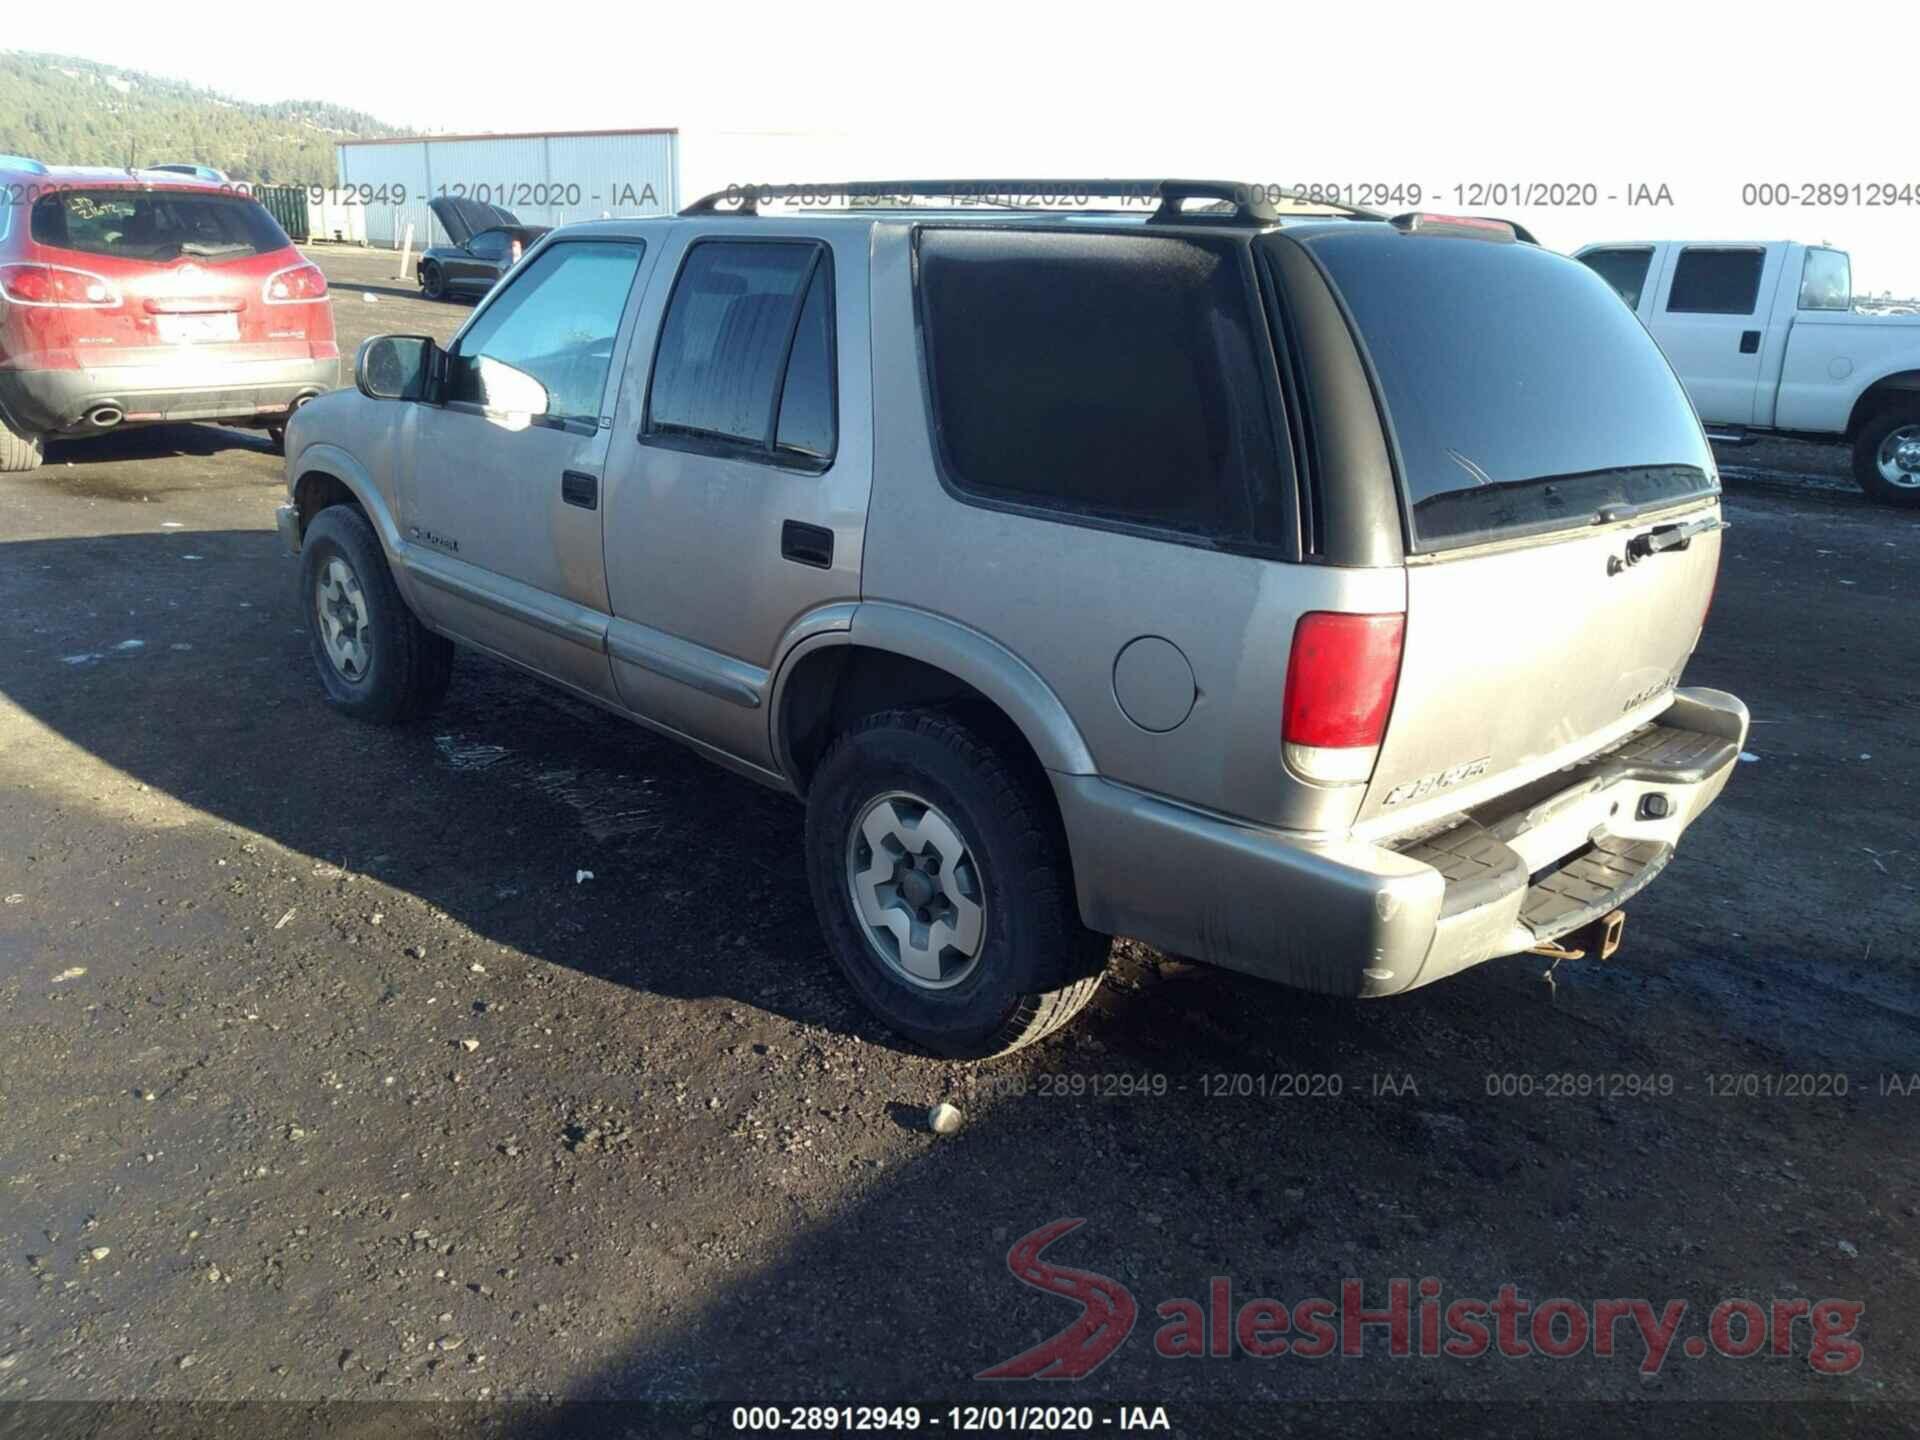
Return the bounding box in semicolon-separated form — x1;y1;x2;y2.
278;181;1747;1057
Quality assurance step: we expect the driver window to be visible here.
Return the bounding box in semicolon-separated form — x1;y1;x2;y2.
469;231;511;261
447;240;644;423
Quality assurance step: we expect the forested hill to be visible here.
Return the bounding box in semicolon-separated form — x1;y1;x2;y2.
0;51;404;184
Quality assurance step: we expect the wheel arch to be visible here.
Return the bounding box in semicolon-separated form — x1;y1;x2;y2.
291;445;425;610
771;607;1097;799
1846;369;1920;439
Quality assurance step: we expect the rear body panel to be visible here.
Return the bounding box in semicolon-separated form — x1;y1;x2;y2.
1356;504;1720;835
0;169;338;435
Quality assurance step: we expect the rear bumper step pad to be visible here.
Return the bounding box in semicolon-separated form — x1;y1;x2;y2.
1519;836;1672;942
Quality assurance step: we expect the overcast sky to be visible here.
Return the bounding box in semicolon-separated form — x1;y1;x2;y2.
15;2;1920;292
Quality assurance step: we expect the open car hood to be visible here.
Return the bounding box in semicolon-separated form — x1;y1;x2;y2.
429;195;522;247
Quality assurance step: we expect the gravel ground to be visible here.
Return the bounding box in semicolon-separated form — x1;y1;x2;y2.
0;245;1916;1436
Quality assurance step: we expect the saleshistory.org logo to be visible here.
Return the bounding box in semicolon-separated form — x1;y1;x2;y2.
977;1220;1865;1379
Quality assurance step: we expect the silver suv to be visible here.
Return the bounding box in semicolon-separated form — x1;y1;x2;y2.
277;180;1747;1058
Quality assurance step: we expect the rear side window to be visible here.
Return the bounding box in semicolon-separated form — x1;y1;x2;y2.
30;189;288;263
1799;248;1852;311
915;228;1288;548
1580;247;1654;309
645;240;837;470
1296;230;1715;551
1666;248;1764;315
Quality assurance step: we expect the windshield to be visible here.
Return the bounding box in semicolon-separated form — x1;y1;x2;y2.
1298;228;1717;550
30;189;289;263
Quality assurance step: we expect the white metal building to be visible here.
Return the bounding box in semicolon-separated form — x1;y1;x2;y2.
336;128;680;247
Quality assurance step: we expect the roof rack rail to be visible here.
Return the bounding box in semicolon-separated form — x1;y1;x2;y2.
0;154;48;176
679;179;1386;226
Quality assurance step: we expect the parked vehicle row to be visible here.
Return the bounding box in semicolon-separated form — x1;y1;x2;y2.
0;157;338;471
1578;238;1920;505
277;181;1745;1057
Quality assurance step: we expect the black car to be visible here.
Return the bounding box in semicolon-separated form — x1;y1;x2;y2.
417;196;551;301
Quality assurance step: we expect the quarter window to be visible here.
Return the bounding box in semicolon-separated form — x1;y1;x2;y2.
914;228;1287;546
1667;248;1765;315
446;240;644;424
645;240;837;468
1579;247;1655;309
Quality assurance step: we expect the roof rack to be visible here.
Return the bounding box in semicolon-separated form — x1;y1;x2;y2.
0;154;48;176
679;179;1386;226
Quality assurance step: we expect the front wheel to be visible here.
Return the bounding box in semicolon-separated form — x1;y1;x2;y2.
300;504;454;723
805;708;1108;1058
1852;407;1920;507
0;413;43;472
420;262;447;301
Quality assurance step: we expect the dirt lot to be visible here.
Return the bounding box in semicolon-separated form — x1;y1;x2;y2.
1;244;1916;1435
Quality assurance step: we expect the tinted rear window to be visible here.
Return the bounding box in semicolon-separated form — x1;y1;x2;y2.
916;228;1289;549
1667;248;1764;315
31;189;288;263
646;239;837;469
1300;230;1715;551
1580;247;1655;309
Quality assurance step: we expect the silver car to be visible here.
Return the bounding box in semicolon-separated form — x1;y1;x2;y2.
277;181;1746;1058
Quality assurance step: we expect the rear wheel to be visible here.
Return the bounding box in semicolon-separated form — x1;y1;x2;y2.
420;262;447;301
805;708;1108;1058
300;504;453;723
1852;406;1920;508
0;413;43;473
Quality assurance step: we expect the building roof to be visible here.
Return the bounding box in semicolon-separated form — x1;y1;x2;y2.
337;127;678;148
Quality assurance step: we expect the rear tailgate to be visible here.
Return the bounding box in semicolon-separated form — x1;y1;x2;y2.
24;185;323;365
1362;508;1719;830
1290;224;1725;833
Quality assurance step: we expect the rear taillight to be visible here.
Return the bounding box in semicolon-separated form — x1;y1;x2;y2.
263;262;328;304
0;263;121;308
1282;611;1406;784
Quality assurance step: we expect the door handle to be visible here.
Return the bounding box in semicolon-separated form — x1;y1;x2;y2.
561;471;598;510
781;519;833;568
1739;329;1760;354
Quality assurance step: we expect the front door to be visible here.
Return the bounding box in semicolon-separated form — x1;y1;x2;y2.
402;236;651;704
455;230;514;293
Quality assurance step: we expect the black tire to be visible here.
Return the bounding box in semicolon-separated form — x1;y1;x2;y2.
265;424;287;455
299;504;453;724
1851;405;1920;507
420;262;447;301
0;413;43;473
805;707;1109;1059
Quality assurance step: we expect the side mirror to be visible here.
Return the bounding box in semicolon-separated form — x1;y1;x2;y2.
356;335;439;401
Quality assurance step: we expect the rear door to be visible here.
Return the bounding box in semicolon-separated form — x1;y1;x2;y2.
1645;245;1778;425
1288;227;1723;832
598;225;872;770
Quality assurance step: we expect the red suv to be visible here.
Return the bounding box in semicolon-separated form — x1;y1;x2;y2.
0;158;339;472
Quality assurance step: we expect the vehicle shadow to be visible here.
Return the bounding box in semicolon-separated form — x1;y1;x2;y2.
4;530;1903;1419
0;527;1532;1058
43;422;275;468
